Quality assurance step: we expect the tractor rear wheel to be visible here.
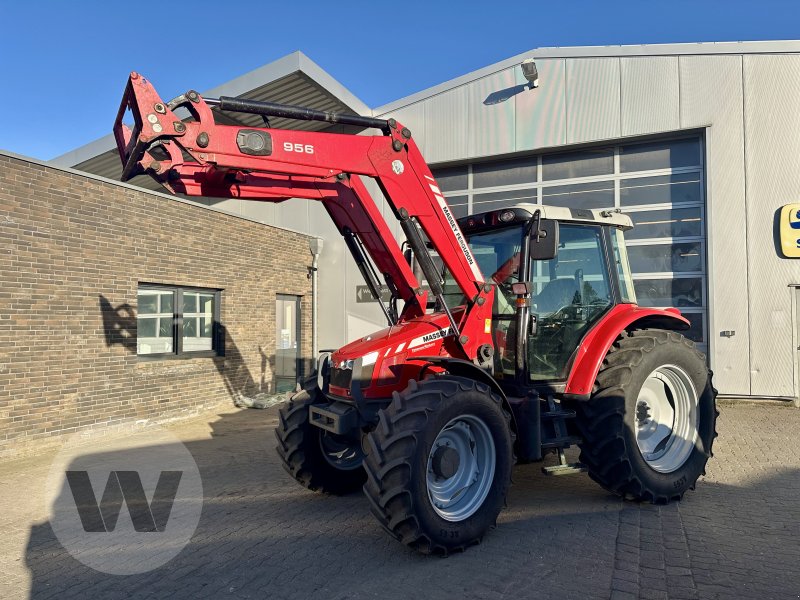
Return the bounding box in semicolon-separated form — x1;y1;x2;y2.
575;329;717;503
362;377;513;554
275;388;366;495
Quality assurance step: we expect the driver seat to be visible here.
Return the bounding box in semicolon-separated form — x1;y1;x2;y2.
534;278;580;315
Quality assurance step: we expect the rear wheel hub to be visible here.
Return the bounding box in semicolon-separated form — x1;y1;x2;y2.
635;364;699;473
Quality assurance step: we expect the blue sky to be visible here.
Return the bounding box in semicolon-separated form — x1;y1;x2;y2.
1;0;799;160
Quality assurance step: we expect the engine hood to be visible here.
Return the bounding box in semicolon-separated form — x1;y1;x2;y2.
332;310;462;364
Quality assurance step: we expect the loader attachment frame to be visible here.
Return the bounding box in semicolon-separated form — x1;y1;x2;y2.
114;72;495;362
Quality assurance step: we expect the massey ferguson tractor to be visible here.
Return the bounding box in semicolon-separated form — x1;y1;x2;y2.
114;73;717;554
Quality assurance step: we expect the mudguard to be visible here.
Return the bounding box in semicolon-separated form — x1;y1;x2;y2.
563;304;690;398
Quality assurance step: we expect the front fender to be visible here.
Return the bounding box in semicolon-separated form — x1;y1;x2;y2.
563;304;690;397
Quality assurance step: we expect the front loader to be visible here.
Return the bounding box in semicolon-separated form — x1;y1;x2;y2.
114;73;717;554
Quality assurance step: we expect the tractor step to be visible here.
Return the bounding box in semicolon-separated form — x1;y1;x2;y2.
542;462;587;476
540;396;582;451
541;435;583;449
541;409;576;419
542;447;587;476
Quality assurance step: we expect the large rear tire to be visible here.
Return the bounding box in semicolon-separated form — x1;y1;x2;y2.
575;329;717;503
275;388;366;495
362;377;513;555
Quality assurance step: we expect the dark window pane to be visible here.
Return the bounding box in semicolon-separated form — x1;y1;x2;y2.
633;278;703;307
160;293;173;314
620;138;701;172
138;318;157;337
138;293;158;314
542;180;614;209
627;207;703;239
620;173;702;206
473;156;537;188
627;242;703;273
684;312;704;343
451;203;468;219
443;195;468;218
431;166;468;192
183;293;197;314
542;148;614;180
158;317;173;337
183;318;197;337
472;188;537;214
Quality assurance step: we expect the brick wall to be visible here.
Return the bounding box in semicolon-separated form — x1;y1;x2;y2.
0;154;313;459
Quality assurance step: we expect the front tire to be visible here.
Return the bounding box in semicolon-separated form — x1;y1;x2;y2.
362;377;513;555
575;329;717;503
275;388;366;495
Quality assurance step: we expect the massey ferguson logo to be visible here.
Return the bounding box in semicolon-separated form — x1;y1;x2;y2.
422;328;451;343
429;184;483;281
409;327;453;349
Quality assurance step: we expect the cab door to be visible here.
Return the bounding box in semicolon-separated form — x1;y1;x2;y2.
527;224;613;382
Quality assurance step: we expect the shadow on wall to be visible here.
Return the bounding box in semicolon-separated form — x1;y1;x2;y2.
98;295;277;404
483;84;529;105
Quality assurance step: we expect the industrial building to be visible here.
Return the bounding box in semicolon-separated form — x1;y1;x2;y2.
17;39;800;435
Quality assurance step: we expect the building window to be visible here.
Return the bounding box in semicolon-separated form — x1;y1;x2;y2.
137;284;222;358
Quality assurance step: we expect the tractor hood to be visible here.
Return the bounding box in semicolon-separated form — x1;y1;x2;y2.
332;310;462;364
326;310;465;399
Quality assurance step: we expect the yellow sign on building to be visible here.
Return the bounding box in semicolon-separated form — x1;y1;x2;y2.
780;203;800;257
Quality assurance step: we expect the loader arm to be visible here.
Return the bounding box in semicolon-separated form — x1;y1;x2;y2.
114;72;494;360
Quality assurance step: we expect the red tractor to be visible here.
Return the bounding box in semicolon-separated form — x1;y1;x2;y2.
115;73;717;554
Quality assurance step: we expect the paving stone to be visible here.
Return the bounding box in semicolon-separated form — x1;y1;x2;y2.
0;401;798;599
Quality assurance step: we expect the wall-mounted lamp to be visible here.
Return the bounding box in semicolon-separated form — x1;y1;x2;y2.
520;58;539;89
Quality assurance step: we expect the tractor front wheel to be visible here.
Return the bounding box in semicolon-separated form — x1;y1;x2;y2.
575;329;717;503
275;388;366;495
362;377;513;554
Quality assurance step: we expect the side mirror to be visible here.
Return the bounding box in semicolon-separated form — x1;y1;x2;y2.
530;218;559;260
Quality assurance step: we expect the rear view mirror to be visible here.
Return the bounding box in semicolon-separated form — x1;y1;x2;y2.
530;218;559;260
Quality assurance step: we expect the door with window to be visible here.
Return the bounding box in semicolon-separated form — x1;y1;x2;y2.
527;224;613;381
275;294;302;393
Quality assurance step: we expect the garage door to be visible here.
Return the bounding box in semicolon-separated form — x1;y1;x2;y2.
431;136;707;354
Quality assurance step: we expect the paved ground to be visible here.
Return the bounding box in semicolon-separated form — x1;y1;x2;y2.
1;400;799;599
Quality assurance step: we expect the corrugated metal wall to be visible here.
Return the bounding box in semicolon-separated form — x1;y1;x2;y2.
250;50;800;399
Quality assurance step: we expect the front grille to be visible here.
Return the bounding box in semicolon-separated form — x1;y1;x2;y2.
330;366;352;390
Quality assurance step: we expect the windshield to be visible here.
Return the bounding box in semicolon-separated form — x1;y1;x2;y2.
440;225;524;311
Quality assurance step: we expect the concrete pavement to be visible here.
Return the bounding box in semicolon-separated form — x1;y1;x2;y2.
1;399;798;599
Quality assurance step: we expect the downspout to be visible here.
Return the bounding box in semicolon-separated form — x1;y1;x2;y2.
309;237;324;361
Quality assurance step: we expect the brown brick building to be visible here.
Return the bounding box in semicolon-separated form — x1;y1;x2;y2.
0;152;313;459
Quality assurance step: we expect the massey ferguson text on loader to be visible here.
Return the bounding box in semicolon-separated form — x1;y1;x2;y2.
114;72;717;554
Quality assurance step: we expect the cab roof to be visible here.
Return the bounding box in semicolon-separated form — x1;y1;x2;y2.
510;203;633;229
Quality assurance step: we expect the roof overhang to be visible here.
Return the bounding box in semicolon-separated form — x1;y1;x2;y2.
52;51;371;188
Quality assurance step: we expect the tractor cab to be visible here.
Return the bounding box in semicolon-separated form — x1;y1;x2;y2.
451;204;637;393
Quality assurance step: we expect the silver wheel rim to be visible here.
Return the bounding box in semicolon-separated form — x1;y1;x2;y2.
635;364;699;473
426;415;496;522
318;432;364;471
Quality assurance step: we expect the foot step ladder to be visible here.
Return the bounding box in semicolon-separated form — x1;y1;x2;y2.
541;395;587;476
